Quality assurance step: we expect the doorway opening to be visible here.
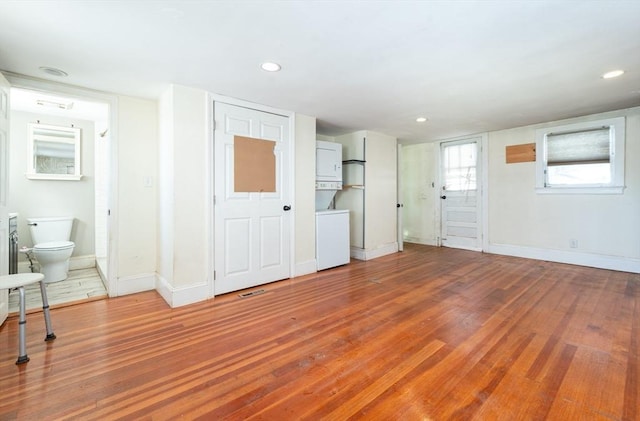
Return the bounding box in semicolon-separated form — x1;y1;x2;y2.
7;86;111;312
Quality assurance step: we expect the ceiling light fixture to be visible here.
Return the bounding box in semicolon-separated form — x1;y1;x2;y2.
261;62;281;72
416;117;428;123
39;66;68;77
602;70;624;79
37;99;74;110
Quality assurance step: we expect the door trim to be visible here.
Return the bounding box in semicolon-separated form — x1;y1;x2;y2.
480;133;489;252
207;92;296;298
435;133;488;251
397;144;403;252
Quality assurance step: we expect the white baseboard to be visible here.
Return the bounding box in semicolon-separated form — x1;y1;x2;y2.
70;255;96;270
156;275;210;308
294;259;317;277
17;254;96;273
404;237;438;246
488;243;640;274
96;259;107;283
351;242;399;261
116;273;156;296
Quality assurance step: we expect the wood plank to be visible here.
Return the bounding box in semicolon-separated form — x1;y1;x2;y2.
0;244;638;420
506;142;536;163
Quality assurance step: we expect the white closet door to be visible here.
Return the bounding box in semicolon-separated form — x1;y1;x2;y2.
213;102;291;295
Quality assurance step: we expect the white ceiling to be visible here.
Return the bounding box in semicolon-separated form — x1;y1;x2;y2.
1;0;639;143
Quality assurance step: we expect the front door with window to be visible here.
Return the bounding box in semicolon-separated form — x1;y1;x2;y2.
213;102;291;295
440;137;482;251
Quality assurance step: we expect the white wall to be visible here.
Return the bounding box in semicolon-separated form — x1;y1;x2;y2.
365;131;397;251
316;134;335;142
335;131;365;248
401;142;437;245
156;84;209;308
116;96;158;286
294;113;317;276
172;86;208;290
401;106;640;273
335;130;398;259
9;111;95;258
157;87;174;289
94;116;109;263
156;85;319;306
487;106;640;272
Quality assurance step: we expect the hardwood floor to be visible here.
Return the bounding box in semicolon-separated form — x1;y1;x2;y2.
0;244;638;420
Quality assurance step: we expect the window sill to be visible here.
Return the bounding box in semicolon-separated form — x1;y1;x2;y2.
26;173;83;181
535;186;624;195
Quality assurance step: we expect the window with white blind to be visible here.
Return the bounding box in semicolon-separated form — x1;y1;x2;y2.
535;117;625;194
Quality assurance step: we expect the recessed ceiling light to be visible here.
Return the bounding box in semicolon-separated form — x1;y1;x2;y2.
39;66;68;77
261;62;281;72
602;70;624;79
416;117;428;123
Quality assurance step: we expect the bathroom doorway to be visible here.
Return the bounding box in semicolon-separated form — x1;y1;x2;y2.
6;77;115;311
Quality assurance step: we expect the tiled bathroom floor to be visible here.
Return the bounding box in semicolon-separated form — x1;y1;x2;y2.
8;268;107;314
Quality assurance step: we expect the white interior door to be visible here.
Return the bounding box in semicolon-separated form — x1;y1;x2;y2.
440;138;482;251
214;102;291;295
0;73;10;324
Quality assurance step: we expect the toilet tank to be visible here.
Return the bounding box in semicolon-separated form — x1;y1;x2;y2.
27;216;74;245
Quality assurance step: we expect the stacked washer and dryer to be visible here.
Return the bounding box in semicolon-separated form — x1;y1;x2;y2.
315;141;350;270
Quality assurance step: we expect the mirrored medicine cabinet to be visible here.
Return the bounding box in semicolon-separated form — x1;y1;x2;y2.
26;123;82;180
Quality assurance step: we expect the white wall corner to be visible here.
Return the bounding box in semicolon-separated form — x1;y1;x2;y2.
488;243;640;274
155;274;173;306
350;247;367;261
155;274;209;308
294;259;317;277
116;272;157;296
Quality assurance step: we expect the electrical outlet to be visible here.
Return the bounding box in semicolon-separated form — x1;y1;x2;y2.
570;239;578;248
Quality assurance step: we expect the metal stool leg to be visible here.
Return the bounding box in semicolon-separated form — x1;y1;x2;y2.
38;281;56;341
16;286;29;365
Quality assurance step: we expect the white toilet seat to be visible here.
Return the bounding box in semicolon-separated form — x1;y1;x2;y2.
34;241;74;251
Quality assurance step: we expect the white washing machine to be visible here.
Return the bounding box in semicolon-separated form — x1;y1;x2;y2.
315;140;350;270
316;209;350;270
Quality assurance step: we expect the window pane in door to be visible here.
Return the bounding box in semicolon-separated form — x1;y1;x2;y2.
444;142;477;191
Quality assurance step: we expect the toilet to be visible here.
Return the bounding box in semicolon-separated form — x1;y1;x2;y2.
27;216;75;284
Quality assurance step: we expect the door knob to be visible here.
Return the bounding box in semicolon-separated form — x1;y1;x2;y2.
283;205;291;211
440;195;446;199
